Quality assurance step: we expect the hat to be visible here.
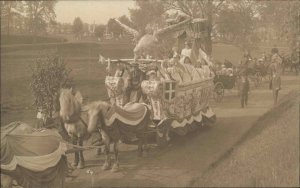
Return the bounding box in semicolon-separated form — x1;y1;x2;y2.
146;70;156;76
184;41;191;45
271;48;278;54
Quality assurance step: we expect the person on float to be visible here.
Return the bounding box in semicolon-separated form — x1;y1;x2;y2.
180;41;192;61
167;55;185;83
192;59;205;81
125;63;145;103
201;59;212;78
147;70;160;81
180;56;193;82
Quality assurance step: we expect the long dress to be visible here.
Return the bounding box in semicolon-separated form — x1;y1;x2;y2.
270;54;282;91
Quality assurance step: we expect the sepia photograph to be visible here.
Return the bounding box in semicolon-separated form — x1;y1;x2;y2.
1;0;299;187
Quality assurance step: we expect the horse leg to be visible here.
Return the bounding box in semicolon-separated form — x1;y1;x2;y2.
142;132;149;157
77;137;85;169
102;135;111;170
137;135;143;157
111;141;119;172
72;137;79;167
96;129;103;156
1;174;13;188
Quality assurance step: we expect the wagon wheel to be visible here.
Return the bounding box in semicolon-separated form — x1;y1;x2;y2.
213;82;224;103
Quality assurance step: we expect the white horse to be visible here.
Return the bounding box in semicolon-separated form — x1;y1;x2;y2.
59;88;90;169
59;88;151;172
85;100;151;172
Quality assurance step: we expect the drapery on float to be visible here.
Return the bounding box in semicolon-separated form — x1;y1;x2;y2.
1;121;68;188
99;15;217;146
1;121;106;187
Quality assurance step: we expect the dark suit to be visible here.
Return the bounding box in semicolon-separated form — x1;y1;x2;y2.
240;76;250;108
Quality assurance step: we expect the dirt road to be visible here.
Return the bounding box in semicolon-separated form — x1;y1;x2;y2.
197;90;299;187
65;75;299;188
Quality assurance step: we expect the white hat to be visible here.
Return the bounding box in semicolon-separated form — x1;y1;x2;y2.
146;70;156;76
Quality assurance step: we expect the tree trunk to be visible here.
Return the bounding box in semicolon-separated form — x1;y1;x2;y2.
205;0;213;57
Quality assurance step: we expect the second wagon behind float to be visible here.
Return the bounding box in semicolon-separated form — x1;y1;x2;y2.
100;16;217;146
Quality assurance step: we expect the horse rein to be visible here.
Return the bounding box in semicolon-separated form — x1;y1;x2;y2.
79;116;88;128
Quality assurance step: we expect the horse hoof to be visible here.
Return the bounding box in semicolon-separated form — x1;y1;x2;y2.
102;163;110;171
77;162;85;169
111;164;119;172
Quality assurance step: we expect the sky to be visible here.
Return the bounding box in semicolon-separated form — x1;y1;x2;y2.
55;0;136;24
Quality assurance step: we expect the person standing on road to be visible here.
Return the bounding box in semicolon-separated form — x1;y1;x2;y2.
291;49;299;75
240;71;250;108
269;48;282;106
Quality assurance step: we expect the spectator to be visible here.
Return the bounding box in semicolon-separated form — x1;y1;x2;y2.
291;50;299;75
269;47;282;106
240;71;250;108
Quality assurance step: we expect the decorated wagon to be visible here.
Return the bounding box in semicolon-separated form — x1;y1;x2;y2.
100;14;216;145
1;122;69;188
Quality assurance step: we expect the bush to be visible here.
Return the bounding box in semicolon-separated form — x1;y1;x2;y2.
30;51;73;122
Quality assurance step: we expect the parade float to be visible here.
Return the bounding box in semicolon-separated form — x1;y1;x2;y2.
100;15;216;145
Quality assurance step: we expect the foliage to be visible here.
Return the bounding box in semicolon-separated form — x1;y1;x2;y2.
258;0;300;49
216;0;261;51
1;1;26;35
30;51;73;119
129;0;166;32
107;18;123;36
163;0;225;56
107;15;135;37
25;1;57;35
94;24;106;38
72;17;84;36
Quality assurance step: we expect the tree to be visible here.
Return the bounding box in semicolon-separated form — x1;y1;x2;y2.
72;17;84;39
25;1;57;35
129;0;166;33
259;0;300;49
30;51;73;126
1;1;25;35
163;0;226;56
215;0;261;51
94;24;106;38
107;18;123;37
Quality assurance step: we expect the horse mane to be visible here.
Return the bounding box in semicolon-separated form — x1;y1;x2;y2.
59;88;82;122
86;100;111;133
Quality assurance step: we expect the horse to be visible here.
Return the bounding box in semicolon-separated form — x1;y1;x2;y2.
59;88;151;172
85;100;151;172
59;88;91;169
